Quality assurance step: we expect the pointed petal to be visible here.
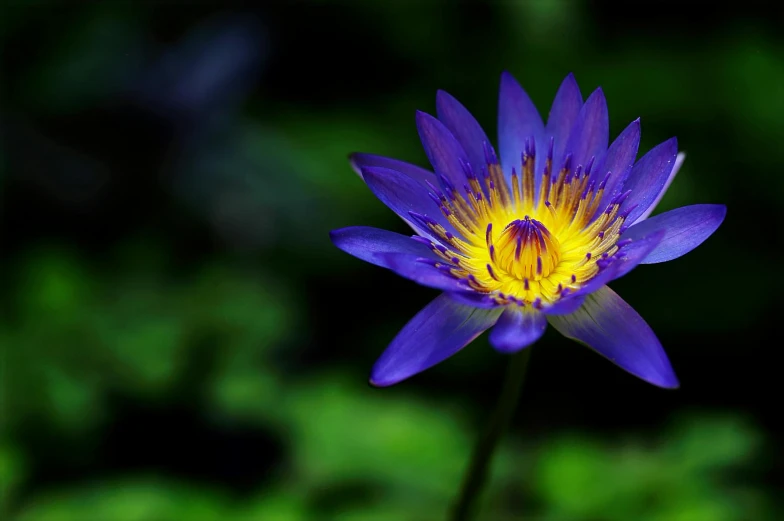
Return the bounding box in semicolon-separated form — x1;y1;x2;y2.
547;286;679;388
376;252;472;292
349;153;436;187
633;152;686;223
489;308;547;353
563;230;666;299
546;73;583;168
436;90;491;179
370;293;502;386
564;88;609;171
591;119;640;202
415;111;472;194
329;226;436;267
620;137;678;224
362;166;460;240
498;71;544;178
622;204;726;264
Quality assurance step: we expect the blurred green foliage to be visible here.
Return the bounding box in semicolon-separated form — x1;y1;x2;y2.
1;245;776;519
536;416;766;521
2;0;782;520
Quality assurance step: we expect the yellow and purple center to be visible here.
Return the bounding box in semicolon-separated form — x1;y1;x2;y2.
415;139;631;307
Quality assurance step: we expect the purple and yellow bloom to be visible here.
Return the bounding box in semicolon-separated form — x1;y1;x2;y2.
330;73;725;389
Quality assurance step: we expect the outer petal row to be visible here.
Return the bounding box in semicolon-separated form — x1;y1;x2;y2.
371;283;678;388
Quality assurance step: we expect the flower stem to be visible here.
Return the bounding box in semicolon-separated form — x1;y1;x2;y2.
448;348;532;521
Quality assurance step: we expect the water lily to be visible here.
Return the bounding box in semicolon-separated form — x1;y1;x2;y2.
331;72;725;389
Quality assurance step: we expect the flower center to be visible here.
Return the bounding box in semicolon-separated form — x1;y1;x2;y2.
493;217;560;281
412;138;632;307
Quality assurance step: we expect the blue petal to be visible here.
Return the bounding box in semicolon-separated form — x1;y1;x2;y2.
362;166;460;240
620;137;678;224
547;286;679;388
436;90;491;180
546;73;583;170
590;119;640;206
446;290;503;309
497;72;545;179
633;152;686;223
610;230;667;280
349;153;436;187
376;252;472;293
489;308;547;353
329;226;436;267
542;294;587;316
370;293;502;386
564;88;609;172
564;230;666;299
622;204;726;264
415;111;472;195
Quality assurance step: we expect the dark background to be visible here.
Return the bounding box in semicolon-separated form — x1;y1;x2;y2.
2;1;782;520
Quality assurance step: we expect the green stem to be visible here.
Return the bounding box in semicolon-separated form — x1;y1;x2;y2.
448;348;532;521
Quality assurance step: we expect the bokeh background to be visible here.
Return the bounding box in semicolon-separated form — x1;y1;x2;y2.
2;1;783;520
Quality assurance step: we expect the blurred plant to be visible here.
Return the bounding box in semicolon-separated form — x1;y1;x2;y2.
2;244;296;435
9;399;773;521
0;442;27;518
534;415;769;521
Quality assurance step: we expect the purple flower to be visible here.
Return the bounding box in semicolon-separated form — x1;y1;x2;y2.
330;73;725;389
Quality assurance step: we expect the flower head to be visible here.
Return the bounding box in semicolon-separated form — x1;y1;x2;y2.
331;72;725;388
